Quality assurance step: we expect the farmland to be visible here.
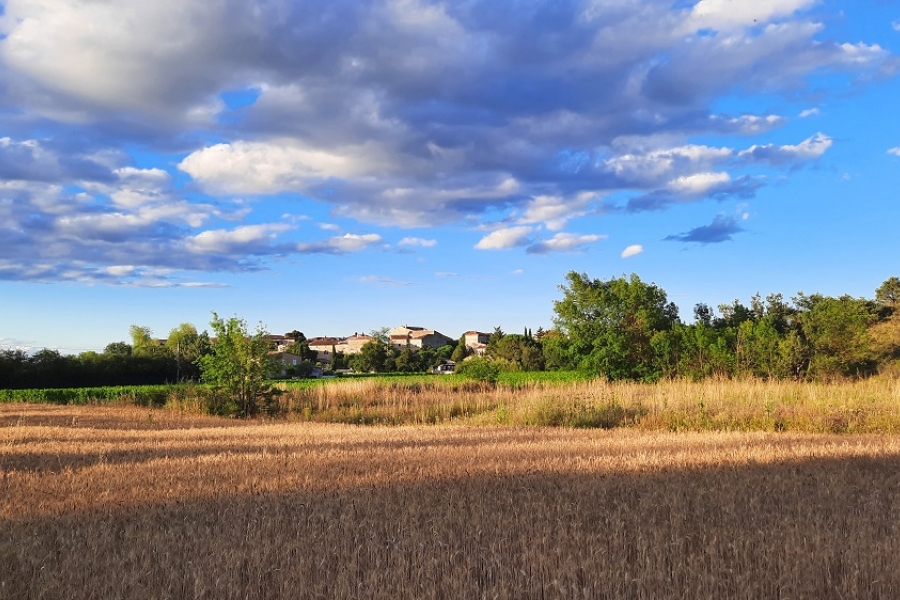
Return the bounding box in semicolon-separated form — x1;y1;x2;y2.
3;402;900;599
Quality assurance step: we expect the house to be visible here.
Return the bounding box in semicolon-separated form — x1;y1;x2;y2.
433;361;456;374
267;351;318;378
339;333;374;355
389;325;454;350
307;336;342;363
464;331;491;356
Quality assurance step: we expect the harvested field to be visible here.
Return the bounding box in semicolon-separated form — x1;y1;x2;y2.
2;404;900;599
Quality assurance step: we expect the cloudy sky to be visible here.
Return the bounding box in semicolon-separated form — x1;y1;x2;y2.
1;0;899;353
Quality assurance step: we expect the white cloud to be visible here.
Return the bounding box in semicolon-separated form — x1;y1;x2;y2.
837;42;886;66
0;0;892;287
687;0;816;32
398;237;437;248
709;114;786;134
179;141;366;195
526;233;605;254
739;132;832;164
297;233;383;254
475;226;533;250
799;108;820;118
667;172;731;196
186;223;293;255
517;193;596;231
893;20;900;32
888;147;900;157
621;245;644;258
604;144;734;187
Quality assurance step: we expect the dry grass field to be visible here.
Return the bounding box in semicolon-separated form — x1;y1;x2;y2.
276;376;900;432
3;404;900;599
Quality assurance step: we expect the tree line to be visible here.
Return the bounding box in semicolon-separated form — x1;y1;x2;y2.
542;272;900;381
2;273;898;390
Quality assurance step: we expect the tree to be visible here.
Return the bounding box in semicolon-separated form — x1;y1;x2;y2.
104;341;132;356
395;347;421;372
488;333;545;371
349;339;390;373
800;295;877;378
199;313;281;417
130;325;158;356
451;334;470;363
553;272;679;380
165;322;207;381
876;277;900;313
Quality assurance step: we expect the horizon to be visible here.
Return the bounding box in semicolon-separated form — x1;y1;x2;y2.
2;0;898;354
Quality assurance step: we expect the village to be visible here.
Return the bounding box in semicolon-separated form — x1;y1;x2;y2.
264;325;493;377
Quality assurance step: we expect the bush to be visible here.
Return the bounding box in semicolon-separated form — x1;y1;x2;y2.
455;358;500;385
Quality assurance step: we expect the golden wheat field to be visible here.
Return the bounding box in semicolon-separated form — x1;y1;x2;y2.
2;403;900;600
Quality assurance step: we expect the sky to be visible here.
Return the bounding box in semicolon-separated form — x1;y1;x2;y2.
1;0;899;354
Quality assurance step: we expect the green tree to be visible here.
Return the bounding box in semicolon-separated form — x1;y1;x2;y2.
395;347;421;372
104;341;132;356
876;277;900;313
199;313;281;417
488;333;544;371
553;272;679;380
129;325;157;356
800;295;877;378
451;335;470;363
349;339;390;373
540;329;577;371
165;323;207;381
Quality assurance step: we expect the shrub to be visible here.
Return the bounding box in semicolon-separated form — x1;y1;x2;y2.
455;358;500;385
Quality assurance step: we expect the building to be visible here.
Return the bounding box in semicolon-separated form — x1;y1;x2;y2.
268;351;321;378
339;333;374;355
307;337;342;363
389;325;454;350
464;331;491;356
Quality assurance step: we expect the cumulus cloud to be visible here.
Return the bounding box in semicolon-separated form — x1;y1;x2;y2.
178;141;370;195
297;233;384;255
621;245;644;258
526;233;605;255
665;215;746;244
626;175;763;212
738;133;832;165
398;237;437;248
186;224;294;255
0;0;892;283
888;147;900;157
687;0;816;32
475;227;533;250
517;193;598;231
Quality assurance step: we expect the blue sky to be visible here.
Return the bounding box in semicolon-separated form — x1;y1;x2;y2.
1;0;899;353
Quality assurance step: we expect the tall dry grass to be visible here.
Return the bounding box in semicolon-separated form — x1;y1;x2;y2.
276;376;900;432
2;404;900;599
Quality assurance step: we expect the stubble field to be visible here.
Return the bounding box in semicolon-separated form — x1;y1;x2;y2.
2;403;900;599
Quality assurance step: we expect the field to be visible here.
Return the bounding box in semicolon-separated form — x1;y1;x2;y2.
3;403;900;599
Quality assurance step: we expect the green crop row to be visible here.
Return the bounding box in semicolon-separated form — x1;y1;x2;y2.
0;385;194;407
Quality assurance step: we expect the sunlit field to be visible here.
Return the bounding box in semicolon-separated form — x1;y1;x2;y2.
276;376;900;432
3;404;900;599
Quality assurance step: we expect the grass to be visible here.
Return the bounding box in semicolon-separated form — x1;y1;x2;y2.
3;374;900;432
2;404;899;599
274;375;900;432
